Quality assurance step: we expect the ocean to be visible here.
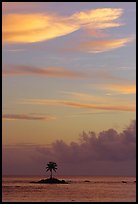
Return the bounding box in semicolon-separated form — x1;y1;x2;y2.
2;175;136;202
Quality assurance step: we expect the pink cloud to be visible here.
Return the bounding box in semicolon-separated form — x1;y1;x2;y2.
3;65;85;79
20;99;136;112
2;113;56;121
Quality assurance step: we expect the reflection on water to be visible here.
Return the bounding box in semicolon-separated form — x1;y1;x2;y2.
2;176;136;202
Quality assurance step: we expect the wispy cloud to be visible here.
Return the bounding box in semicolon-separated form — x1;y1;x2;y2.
60;89;136;108
2;113;56;121
61;91;100;102
2;8;123;44
3;64;128;83
98;83;136;94
3;49;25;52
84;28;109;38
20;98;135;112
3;65;84;79
71;8;123;28
66;36;134;53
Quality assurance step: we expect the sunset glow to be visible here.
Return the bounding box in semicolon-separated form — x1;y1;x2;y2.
2;2;136;177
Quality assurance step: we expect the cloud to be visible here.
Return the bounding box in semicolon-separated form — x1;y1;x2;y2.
3;64;125;82
20;98;135;112
3;49;25;52
3;65;84;79
98;83;136;94
60;101;135;112
2;113;56;121
71;8;123;28
2;13;79;44
61;91;101;102
67;36;134;53
51;120;136;163
60;89;136;106
84;28;109;38
2;8;123;44
2;120;136;175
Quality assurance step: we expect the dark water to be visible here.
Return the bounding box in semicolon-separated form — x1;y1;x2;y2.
2;176;136;202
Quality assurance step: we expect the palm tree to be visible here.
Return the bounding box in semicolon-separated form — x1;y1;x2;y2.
46;161;57;179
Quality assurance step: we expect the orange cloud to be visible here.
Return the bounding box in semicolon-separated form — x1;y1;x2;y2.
2;8;123;44
60;90;136;107
3;65;84;79
98;83;136;94
2;13;78;44
61;91;104;103
70;36;134;53
2;113;56;121
71;8;123;28
20;99;135;112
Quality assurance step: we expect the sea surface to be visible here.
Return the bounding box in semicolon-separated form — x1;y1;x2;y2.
2;175;136;202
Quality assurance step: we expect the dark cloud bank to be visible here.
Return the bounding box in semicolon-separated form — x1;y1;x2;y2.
3;120;136;176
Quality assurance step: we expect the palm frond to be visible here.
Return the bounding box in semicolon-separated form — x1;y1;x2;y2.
46;161;58;177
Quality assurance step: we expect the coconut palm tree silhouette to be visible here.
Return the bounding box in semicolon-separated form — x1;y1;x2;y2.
46;161;57;179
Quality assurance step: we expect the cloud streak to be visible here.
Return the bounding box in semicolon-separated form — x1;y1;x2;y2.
2;113;56;121
3;64;129;83
2;120;136;175
2;8;123;44
3;65;84;79
66;36;134;53
98;83;136;94
61;91;101;102
3;49;25;52
60;89;136;106
20;98;135;112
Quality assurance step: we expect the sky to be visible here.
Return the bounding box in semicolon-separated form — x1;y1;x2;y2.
2;2;136;176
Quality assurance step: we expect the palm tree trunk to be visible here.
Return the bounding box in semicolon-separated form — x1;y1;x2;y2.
50;170;52;179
